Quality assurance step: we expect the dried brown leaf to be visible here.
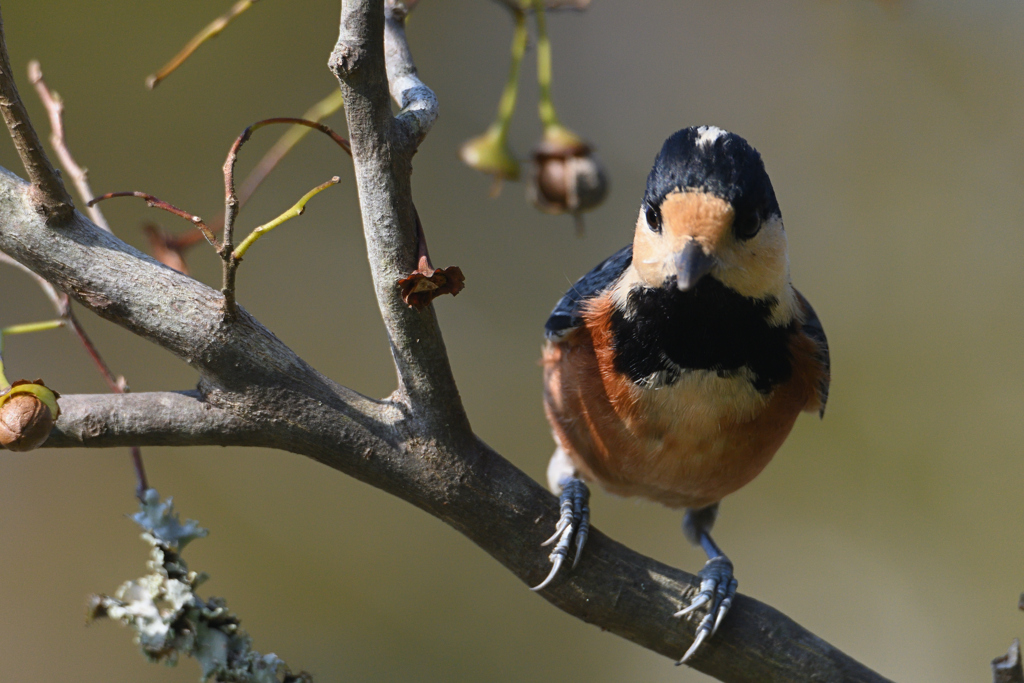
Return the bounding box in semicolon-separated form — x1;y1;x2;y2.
398;263;465;308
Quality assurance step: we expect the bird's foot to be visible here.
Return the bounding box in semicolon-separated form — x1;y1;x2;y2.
673;555;738;664
531;477;590;591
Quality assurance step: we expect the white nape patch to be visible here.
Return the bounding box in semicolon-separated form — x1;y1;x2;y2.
695;125;727;148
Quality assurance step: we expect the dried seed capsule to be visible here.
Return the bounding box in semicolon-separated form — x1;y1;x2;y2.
528;125;608;221
0;380;60;452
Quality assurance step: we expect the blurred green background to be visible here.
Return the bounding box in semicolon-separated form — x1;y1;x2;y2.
2;0;1024;681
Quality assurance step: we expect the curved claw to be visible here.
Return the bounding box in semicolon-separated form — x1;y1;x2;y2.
532;478;590;591
531;554;565;591
541;518;568;547
676;628;709;665
673;556;737;664
673;592;710;617
571;511;589;569
712;581;737;635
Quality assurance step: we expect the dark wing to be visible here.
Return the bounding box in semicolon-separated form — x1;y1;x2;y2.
795;289;830;417
545;244;633;341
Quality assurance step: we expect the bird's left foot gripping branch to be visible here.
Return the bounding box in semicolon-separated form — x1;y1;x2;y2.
533;126;831;663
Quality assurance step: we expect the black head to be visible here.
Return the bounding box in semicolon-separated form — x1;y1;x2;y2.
643;127;781;236
628;127;795;319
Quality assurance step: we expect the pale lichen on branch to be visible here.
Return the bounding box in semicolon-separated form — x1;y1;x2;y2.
89;491;311;683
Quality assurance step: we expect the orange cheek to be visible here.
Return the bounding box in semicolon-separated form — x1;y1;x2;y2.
632;191;735;287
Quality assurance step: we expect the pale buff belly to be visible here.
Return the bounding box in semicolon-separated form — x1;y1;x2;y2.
543;341;805;510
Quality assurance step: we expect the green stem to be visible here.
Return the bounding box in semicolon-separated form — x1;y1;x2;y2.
533;0;560;130
492;9;528;144
0;319;65;389
232;177;341;260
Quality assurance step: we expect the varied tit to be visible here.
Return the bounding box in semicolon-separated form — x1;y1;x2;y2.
535;126;830;663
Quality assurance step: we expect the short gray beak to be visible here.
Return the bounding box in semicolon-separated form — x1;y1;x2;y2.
674;241;715;291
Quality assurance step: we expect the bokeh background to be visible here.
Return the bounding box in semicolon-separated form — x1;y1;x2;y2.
2;0;1023;680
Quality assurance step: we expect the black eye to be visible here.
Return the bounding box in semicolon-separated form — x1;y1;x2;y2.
733;211;761;240
644;205;661;233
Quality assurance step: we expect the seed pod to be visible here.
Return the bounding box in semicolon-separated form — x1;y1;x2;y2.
528;125;608;222
459;126;520;182
0;379;60;452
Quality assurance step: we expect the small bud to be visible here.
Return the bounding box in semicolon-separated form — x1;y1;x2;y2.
528;125;609;222
459;125;520;183
0;379;60;452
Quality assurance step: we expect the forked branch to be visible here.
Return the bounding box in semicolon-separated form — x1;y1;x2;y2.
0;1;895;681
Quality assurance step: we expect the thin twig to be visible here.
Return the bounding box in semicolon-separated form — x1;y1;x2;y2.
167;91;348;254
543;0;591;8
0;10;73;220
0;251;60;299
66;306;149;494
235;93;348;214
27;61;109;231
220;117;351;315
0;255;115;390
232;176;340;260
0;319;65;389
146;0;260;89
88;192;218;248
222;117;352;252
533;0;560;130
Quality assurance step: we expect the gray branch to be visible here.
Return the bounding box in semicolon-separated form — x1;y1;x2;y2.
0;1;896;681
46;392;258;448
384;0;438;151
328;0;467;431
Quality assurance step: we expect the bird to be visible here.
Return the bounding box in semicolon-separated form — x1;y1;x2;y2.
534;126;830;663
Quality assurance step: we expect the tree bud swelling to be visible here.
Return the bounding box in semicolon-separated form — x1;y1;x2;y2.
528;125;608;217
0;380;60;452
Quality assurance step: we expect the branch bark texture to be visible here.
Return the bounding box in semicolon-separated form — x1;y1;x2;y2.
0;1;893;681
46;392;256;448
0;13;72;220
